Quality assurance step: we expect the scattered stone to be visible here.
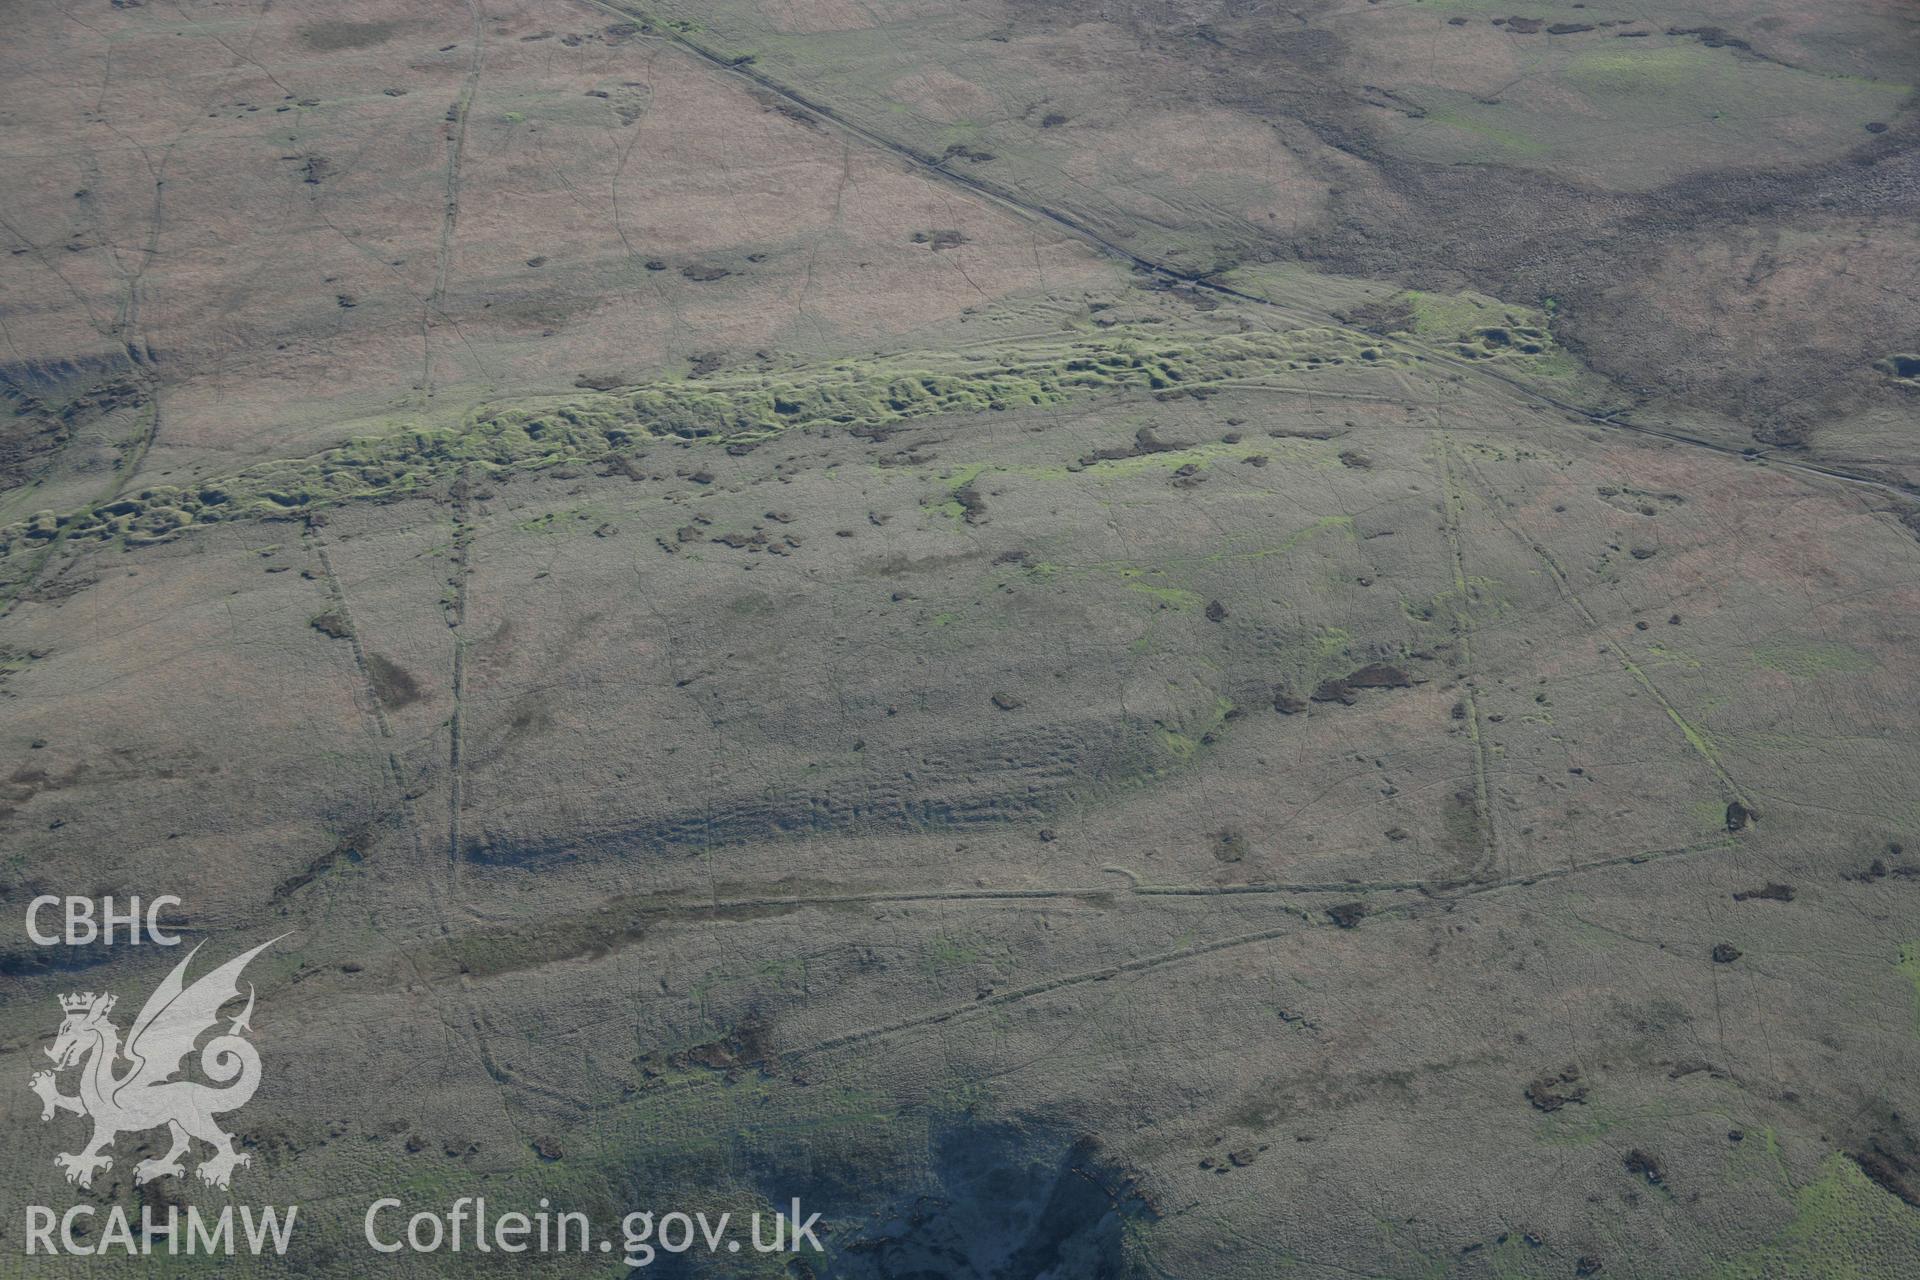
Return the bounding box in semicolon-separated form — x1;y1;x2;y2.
910;228;968;251
1311;678;1357;706
1668;25;1754;52
1850;1144;1920;1209
1525;1066;1588;1112
1666;1059;1720;1080
1622;1150;1664;1186
953;483;987;524
309;612;351;639
1326;901;1367;929
1077;427;1188;468
1346;663;1412;689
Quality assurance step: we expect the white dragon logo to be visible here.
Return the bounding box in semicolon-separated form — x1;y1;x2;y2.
27;939;278;1191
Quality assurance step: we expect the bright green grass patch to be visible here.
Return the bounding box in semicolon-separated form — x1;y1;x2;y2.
1705;1153;1920;1279
1156;695;1235;763
1127;579;1203;610
1157;727;1200;760
1422;101;1550;157
1024;516;1350;616
1566;44;1730;96
1567;44;1902;109
1045;438;1272;481
0;324;1372;567
928;462;988;521
1404;289;1582;375
1314;626;1353;660
1406;289;1531;340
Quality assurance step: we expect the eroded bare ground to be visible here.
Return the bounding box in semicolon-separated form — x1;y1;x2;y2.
1;1;1918;1277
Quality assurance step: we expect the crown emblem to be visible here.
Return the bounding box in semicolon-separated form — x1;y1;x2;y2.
58;992;111;1015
